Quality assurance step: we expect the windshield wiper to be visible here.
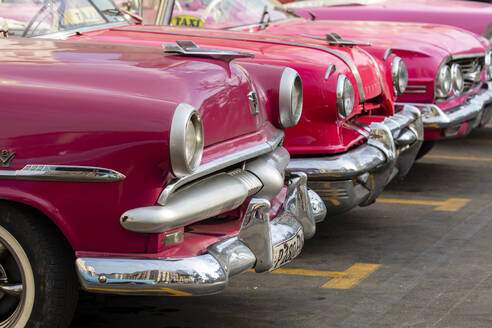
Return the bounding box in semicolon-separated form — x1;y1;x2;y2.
274;6;300;18
100;8;142;23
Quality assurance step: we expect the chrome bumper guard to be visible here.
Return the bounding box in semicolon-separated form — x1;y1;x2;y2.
286;105;423;215
398;82;492;130
75;173;326;296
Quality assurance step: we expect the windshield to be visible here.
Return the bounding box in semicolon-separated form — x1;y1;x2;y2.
160;0;294;29
0;0;129;37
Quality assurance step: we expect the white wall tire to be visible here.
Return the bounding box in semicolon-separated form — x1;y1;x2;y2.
0;225;35;328
0;203;79;328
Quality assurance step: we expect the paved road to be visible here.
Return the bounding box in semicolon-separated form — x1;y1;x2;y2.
71;127;492;328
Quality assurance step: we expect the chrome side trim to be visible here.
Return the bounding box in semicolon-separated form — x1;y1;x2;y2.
383;48;392;61
0;165;125;182
324;64;336;81
163;40;254;62
158;130;284;205
111;28;367;102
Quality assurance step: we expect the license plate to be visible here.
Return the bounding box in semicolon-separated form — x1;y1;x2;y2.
272;228;304;270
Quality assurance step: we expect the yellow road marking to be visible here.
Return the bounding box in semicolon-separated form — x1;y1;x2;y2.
270;263;381;289
425;155;492;162
377;198;470;212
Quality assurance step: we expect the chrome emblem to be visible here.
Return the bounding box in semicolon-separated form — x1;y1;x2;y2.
0;150;15;168
248;91;259;116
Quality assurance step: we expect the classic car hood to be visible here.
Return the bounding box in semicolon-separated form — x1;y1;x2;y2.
286;0;492;37
75;25;384;101
264;19;486;58
72;25;389;153
2;38;260;147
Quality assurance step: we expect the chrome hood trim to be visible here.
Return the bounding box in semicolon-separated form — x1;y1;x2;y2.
111;27;367;102
0;165;125;182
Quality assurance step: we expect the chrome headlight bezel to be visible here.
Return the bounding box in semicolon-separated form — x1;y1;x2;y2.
336;74;355;119
450;63;464;96
436;64;452;98
170;103;204;177
391;57;408;96
279;67;303;128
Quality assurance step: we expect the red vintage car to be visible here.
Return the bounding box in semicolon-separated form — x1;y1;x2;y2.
0;36;326;327
0;0;424;215
138;0;492;156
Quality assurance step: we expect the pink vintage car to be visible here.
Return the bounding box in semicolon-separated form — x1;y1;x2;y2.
64;2;424;212
139;0;492;156
282;0;492;40
0;0;425;216
0;36;326;327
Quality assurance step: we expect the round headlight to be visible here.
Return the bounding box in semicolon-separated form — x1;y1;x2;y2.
436;64;452;98
450;63;464;96
336;75;355;118
279;67;303;128
391;57;408;96
485;49;492;80
170;103;204;177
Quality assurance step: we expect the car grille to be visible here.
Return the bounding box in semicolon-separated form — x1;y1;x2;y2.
452;56;484;94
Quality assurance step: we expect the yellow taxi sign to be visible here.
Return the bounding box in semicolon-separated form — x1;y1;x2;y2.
171;15;204;28
64;7;101;25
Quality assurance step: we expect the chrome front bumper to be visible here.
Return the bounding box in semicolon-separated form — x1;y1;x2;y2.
75;173;326;296
398;82;492;134
287;105;423;215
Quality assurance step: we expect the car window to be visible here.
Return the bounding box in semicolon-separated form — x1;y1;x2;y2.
166;0;293;29
0;0;128;37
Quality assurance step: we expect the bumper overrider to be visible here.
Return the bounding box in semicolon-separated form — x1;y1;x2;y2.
398;82;492;138
75;146;326;296
287;105;423;215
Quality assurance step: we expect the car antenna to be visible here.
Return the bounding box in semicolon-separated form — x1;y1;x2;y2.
259;6;271;29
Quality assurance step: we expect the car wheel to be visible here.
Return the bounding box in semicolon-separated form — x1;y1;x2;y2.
416;141;435;160
0;204;79;328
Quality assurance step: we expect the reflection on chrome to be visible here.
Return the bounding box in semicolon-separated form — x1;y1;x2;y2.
76;173;326;296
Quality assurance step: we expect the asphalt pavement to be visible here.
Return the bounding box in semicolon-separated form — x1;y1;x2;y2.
70;126;492;328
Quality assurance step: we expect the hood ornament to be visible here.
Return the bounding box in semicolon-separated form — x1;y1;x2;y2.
163;40;254;62
303;32;371;47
